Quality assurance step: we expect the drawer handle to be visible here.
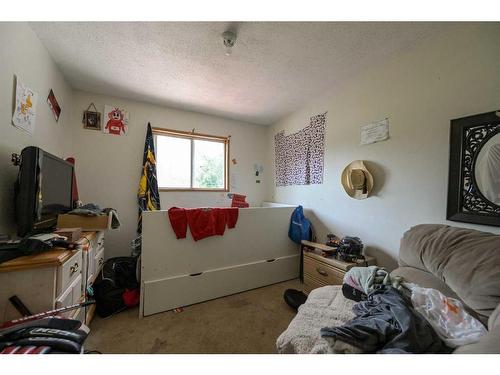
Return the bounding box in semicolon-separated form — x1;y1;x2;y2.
189;272;203;277
266;258;276;263
316;267;328;277
70;262;79;275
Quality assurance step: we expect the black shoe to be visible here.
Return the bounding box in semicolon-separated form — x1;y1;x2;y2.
283;289;308;311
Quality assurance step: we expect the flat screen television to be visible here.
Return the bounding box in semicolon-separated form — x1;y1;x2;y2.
15;146;74;237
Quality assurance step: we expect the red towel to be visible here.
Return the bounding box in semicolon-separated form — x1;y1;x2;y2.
186;208;217;241
167;207;239;241
225;207;239;228
168;207;188;239
214;208;227;235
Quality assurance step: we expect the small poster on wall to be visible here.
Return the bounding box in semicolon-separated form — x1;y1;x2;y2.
47;89;61;122
360;118;389;145
12;77;38;135
103;105;129;136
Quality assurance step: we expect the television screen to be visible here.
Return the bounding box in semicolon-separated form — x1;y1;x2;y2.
40;153;73;220
15;146;74;237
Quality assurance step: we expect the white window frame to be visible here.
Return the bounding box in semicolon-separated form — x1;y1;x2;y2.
152;127;230;192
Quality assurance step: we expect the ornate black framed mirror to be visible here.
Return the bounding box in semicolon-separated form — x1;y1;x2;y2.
447;110;500;226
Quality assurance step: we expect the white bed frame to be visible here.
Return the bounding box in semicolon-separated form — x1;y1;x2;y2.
140;205;299;317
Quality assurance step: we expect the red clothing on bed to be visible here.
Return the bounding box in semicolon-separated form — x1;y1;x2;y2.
167;207;238;241
167;207;188;239
186;208;217;241
225;207;238;228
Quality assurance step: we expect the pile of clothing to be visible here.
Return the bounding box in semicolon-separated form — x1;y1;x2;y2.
168;207;239;241
69;203;121;229
320;266;487;354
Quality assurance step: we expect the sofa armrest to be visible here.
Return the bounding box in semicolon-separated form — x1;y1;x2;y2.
488;303;500;331
453;323;500;354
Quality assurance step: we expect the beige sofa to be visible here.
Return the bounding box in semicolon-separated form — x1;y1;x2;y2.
277;224;500;353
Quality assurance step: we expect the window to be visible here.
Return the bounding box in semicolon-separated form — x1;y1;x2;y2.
153;127;229;191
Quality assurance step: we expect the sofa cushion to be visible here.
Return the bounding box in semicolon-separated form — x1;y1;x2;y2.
390;267;460;299
399;224;500;319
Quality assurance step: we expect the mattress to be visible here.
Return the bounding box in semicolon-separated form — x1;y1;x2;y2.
276;285;355;354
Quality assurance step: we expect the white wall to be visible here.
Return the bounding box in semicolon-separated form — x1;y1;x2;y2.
267;23;500;269
70;91;269;258
0;23;74;236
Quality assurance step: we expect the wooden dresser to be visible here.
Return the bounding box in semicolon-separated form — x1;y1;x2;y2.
0;231;104;325
301;240;376;291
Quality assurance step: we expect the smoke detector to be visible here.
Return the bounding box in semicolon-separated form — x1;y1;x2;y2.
222;30;237;56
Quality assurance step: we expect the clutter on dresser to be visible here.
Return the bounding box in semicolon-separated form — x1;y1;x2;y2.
301;240;376;291
54;228;82;243
0;231;105;329
0;233;77;265
57;204;121;231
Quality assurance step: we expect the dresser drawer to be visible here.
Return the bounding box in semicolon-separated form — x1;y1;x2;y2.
57;249;82;296
303;255;345;285
96;231;105;250
303;272;329;290
82;245;95;284
88;231;104;252
56;274;82;318
94;247;105;277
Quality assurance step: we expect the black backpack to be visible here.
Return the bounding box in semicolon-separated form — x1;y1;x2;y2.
93;257;138;318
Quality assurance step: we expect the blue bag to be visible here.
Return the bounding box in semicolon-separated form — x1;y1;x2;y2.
288;205;312;244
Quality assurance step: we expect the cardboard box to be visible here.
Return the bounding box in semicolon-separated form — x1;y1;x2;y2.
57;213;111;231
54;228;82;242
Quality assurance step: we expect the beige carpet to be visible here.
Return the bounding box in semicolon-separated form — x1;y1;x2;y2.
85;279;303;354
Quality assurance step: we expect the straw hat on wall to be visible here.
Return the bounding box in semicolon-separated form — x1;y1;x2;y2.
341;160;374;199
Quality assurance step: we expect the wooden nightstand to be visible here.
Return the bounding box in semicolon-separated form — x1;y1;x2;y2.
301;240;376;291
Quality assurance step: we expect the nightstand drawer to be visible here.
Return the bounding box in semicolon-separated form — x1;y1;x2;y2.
303;255;345;285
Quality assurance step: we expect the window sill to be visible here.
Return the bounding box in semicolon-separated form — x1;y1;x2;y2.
159;188;229;192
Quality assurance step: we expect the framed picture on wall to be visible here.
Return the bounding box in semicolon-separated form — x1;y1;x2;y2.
82;102;101;130
447;110;500;226
47;89;61;122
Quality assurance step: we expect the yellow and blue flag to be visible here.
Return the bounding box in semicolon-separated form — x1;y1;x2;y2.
137;123;160;233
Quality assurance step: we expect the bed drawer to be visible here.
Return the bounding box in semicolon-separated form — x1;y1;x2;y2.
57;249;82;296
303;255;344;286
143;254;300;316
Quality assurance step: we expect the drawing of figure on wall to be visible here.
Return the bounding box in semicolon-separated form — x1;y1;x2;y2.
103;105;129;136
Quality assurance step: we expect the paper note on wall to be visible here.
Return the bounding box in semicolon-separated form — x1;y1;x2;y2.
360;118;389;145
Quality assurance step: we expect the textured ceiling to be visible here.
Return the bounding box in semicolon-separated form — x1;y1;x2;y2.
30;22;450;125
